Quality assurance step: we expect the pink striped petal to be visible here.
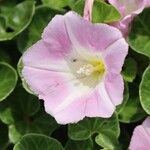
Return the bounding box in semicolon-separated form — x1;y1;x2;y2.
129;117;150;150
42;14;71;53
85;82;115;118
103;38;128;74
64;11;122;52
23;40;70;72
105;73;124;106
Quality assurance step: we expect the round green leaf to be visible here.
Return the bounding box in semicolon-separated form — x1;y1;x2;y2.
17;6;61;53
0;62;18;101
68;113;120;142
128;8;150;58
13;134;64;150
0;1;35;41
140;65;150;114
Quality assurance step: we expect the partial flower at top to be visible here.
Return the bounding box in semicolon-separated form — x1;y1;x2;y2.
22;11;128;124
108;0;146;37
146;0;150;7
129;117;150;150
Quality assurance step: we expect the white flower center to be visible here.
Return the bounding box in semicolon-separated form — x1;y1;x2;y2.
76;64;94;76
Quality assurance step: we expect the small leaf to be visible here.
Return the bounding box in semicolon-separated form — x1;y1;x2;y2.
13;134;64;150
95;131;120;150
0;1;35;41
72;0;121;23
140;65;150;114
92;0;121;23
68;113;120;144
128;8;150;58
0;62;18;101
122;58;137;82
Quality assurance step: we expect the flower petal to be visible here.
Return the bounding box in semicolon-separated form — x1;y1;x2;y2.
108;0;146;16
129;126;150;150
142;117;150;136
42;14;71;53
52;97;86;124
64;11;123;52
22;66;74;96
108;0;146;36
85;82;115;118
23;40;70;72
105;73;124;106
103;38;128;74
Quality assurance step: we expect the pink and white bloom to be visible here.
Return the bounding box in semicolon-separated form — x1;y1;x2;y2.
129;117;150;150
22;11;128;124
108;0;146;37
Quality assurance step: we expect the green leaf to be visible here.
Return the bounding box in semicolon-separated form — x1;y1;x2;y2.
65;139;93;150
72;0;121;23
140;65;150;114
95;131;120;150
0;1;35;41
128;8;150;58
118;96;146;123
0;62;18;101
68;113;120;144
0;86;39;124
42;0;68;9
122;58;137;82
92;0;121;23
0;87;58;143
118;83;146;123
13;134;64;150
17;6;61;53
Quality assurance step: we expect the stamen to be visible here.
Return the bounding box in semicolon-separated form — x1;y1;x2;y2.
76;64;94;76
76;61;105;76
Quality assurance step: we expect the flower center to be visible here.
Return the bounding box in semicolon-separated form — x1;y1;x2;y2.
76;59;106;79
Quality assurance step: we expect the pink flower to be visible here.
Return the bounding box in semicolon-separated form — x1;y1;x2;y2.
108;0;146;37
129;117;150;150
146;0;150;7
22;11;128;124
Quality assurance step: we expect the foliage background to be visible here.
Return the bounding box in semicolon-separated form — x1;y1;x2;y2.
0;0;150;149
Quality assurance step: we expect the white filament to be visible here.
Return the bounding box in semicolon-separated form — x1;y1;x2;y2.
76;64;94;76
